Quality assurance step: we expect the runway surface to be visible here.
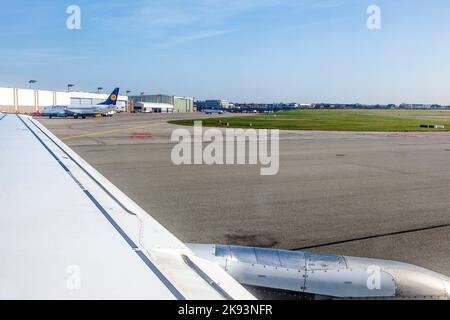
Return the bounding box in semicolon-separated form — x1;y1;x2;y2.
39;113;450;275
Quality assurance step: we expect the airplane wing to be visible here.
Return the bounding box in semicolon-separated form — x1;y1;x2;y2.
0;113;255;300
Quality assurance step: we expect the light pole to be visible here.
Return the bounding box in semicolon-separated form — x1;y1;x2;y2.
28;80;37;89
97;87;103;93
67;84;74;92
126;91;131;113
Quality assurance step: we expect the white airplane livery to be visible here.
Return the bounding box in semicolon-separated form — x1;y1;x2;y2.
42;88;120;119
0;112;448;300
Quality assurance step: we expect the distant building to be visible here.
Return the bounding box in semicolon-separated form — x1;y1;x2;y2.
173;96;194;113
130;94;193;113
269;103;299;109
134;102;173;113
196;99;231;111
399;103;437;109
195;101;207;110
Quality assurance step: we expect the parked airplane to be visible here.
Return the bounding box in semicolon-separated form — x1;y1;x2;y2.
0;112;449;300
42;88;120;119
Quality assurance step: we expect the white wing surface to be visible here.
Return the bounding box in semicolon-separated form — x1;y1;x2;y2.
0;113;254;300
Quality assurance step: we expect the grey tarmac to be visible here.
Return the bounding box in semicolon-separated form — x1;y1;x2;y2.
39;113;450;276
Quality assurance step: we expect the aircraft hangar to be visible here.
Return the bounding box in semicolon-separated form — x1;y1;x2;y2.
0;86;129;114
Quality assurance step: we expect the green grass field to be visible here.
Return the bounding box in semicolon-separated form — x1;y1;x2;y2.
169;109;450;132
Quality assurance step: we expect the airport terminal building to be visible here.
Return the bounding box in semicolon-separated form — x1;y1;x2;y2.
0;87;129;114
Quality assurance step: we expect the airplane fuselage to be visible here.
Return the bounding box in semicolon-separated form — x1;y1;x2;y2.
42;104;113;118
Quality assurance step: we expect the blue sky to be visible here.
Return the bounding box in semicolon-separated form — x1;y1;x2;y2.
1;0;450;104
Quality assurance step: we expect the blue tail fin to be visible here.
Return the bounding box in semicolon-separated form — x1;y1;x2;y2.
98;88;120;105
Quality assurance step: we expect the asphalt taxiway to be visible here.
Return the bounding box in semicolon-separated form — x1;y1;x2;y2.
39;113;450;275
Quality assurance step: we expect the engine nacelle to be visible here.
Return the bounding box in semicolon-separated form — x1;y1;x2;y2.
188;244;450;300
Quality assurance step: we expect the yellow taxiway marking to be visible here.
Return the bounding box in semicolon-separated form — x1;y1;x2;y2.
62;124;154;140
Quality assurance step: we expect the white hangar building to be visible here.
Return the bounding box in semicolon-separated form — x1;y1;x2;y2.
0;87;129;114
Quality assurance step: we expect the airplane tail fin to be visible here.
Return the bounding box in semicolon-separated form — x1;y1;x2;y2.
98;88;120;106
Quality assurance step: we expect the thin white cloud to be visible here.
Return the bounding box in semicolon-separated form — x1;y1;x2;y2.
155;29;234;49
0;49;93;66
90;0;354;47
